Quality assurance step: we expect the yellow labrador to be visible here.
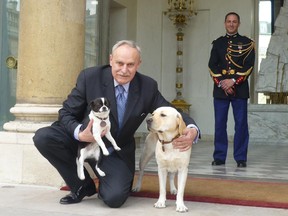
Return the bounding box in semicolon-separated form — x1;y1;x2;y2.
133;106;192;212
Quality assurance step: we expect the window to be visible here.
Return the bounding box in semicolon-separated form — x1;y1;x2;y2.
258;0;272;104
0;0;19;129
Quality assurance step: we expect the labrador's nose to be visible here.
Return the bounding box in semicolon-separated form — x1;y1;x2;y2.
146;117;153;127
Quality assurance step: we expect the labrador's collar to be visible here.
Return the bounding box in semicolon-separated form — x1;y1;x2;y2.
159;134;180;152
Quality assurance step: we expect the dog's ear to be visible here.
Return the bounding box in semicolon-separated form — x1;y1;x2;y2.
177;113;187;135
89;100;95;109
104;97;110;107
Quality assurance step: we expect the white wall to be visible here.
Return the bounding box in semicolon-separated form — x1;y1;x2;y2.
110;0;256;139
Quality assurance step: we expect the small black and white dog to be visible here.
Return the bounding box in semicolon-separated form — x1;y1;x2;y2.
76;97;121;179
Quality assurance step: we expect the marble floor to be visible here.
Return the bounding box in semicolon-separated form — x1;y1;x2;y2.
1;184;288;216
1;140;288;216
0;141;288;216
135;140;288;183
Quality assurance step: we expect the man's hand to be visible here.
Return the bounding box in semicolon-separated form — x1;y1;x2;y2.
221;79;235;91
221;79;235;96
225;87;235;95
78;119;107;143
172;127;198;152
78;119;95;142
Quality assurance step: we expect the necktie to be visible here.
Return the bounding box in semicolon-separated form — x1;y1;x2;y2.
116;85;126;128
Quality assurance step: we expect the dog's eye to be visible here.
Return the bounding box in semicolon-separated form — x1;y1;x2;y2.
160;114;166;117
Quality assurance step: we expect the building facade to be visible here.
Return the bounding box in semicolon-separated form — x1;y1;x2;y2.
0;0;287;187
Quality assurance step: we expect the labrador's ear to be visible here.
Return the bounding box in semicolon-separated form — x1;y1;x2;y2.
177;113;187;135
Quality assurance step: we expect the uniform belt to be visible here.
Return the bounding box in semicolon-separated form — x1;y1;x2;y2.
222;69;235;75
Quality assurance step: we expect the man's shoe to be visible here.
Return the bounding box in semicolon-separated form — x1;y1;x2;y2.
60;180;96;204
211;160;225;166
237;161;247;168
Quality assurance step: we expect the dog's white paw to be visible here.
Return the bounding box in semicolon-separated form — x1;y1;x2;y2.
96;167;106;177
115;146;121;151
154;200;166;208
78;172;85;180
170;188;177;195
176;203;188;213
99;171;106;177
102;149;109;156
98;170;106;177
131;186;140;192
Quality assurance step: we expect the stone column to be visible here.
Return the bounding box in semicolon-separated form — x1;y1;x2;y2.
0;0;86;186
4;0;86;132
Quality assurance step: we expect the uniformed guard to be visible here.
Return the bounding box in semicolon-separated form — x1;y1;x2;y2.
208;12;255;168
